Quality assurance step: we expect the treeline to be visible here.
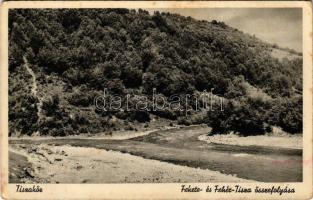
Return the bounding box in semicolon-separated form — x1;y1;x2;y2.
9;9;302;136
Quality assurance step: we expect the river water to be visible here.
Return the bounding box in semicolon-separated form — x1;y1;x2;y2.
9;126;302;182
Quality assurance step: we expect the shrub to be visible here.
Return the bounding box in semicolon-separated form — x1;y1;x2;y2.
128;111;150;122
207;99;268;136
177;117;192;126
68;86;97;107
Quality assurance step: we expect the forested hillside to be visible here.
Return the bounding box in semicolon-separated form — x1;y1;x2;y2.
9;9;302;136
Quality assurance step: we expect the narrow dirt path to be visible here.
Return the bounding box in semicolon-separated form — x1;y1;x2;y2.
23;56;37;96
23;56;44;121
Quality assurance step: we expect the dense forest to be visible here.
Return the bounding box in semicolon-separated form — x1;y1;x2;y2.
9;9;302;136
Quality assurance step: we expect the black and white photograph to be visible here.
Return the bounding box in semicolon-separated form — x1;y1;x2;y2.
7;6;304;183
1;1;312;199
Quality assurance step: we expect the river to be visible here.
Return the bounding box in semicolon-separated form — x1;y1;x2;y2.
9;126;302;182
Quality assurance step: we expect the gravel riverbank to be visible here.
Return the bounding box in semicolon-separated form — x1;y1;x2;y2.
9;144;250;183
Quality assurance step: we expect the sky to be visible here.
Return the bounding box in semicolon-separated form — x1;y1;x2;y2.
146;8;302;52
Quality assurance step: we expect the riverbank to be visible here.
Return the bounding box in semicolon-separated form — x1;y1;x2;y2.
9;125;184;141
198;134;302;150
9;144;249;183
9;125;302;182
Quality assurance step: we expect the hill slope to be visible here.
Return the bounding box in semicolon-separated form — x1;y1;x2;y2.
8;9;302;136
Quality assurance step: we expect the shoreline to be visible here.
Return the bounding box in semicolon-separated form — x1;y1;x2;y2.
9;144;251;183
9;125;207;141
9;125;302;182
198;134;302;150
